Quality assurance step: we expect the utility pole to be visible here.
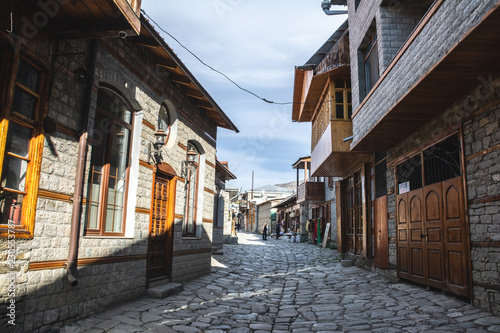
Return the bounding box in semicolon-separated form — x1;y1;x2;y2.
251;170;254;200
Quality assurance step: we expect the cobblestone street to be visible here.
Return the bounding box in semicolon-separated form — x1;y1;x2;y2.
61;232;500;332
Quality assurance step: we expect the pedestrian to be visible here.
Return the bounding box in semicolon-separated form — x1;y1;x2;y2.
276;223;281;239
262;223;268;240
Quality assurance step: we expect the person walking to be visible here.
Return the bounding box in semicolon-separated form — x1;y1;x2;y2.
262;223;268;240
276;223;281;239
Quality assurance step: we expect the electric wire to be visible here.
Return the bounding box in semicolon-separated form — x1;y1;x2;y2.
141;10;292;105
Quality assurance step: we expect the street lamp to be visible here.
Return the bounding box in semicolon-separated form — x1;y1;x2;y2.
182;146;197;179
149;128;167;164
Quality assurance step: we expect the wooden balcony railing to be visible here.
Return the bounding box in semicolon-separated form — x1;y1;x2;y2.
297;182;325;204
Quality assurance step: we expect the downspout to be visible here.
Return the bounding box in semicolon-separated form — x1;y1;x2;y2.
66;39;98;286
321;1;348;15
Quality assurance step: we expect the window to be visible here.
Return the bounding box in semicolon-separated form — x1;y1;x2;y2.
359;27;380;100
397;134;462;194
332;79;352;120
85;87;133;236
183;143;200;236
374;152;387;198
0;57;46;238
157;104;171;144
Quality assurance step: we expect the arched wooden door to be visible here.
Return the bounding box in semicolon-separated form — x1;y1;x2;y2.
147;166;176;283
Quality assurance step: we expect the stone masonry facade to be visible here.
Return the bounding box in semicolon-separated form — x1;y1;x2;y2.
346;0;500;316
351;0;498;145
0;11;231;331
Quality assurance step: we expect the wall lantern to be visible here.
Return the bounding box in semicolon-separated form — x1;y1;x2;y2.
182;146;197;178
149;128;167;164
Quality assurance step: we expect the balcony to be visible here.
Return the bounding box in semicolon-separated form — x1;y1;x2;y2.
311;120;370;177
352;1;500;152
297;182;325;204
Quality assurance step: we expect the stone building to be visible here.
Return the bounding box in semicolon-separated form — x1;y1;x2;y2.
212;160;236;254
256;199;280;238
0;1;238;331
294;0;500;315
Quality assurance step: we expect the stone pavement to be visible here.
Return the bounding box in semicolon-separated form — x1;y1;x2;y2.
60;232;500;333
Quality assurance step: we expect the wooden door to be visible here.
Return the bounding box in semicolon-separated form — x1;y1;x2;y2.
397;176;470;297
423;183;445;289
408;189;425;285
397;189;425;284
442;177;469;297
397;192;410;279
374;195;389;269
147;173;174;282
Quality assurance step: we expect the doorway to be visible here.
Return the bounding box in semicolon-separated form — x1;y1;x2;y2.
396;133;471;297
147;167;176;283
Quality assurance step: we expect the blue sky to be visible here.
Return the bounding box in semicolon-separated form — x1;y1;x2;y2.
141;1;347;191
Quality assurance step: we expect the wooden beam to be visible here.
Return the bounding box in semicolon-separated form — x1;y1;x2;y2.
131;36;159;48
170;73;191;86
184;88;205;100
155;58;178;70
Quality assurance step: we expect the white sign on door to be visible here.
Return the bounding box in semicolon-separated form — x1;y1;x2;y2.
399;181;410;194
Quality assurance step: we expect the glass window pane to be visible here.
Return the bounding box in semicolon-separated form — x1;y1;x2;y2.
16;60;40;93
335;79;344;88
347;105;352;119
5;122;31;157
158;105;170;131
1;156;28;192
110;126;130;180
336;105;344;119
0;191;24;225
13;87;37;120
87;202;99;230
97;89;131;124
105;206;115;232
397;155;422;192
335;91;344;104
424;134;461;185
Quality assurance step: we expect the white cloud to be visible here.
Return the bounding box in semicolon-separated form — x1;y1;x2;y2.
141;0;345;189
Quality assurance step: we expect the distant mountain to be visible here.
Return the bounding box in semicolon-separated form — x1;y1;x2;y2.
275;181;296;192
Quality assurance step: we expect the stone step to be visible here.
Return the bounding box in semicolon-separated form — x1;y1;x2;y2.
146;282;184;299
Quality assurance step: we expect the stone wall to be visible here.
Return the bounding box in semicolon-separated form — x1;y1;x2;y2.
0;30;222;330
386;79;500;315
351;0;497;145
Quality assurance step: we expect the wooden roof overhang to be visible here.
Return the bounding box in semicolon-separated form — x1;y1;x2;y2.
291;156;311;170
137;16;239;133
352;3;500;152
292;66;350;122
273;194;297;209
216;160;237;180
26;0;143;38
312;151;371;178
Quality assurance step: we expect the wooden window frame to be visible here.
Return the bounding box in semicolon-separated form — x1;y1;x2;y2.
360;28;380;100
330;78;352;120
84;87;134;237
0;49;49;239
158;103;171;145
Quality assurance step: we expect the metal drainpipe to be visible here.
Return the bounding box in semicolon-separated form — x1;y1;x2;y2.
66;38;97;286
321;1;348;15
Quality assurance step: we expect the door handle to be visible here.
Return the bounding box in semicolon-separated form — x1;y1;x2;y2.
420;233;427;241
